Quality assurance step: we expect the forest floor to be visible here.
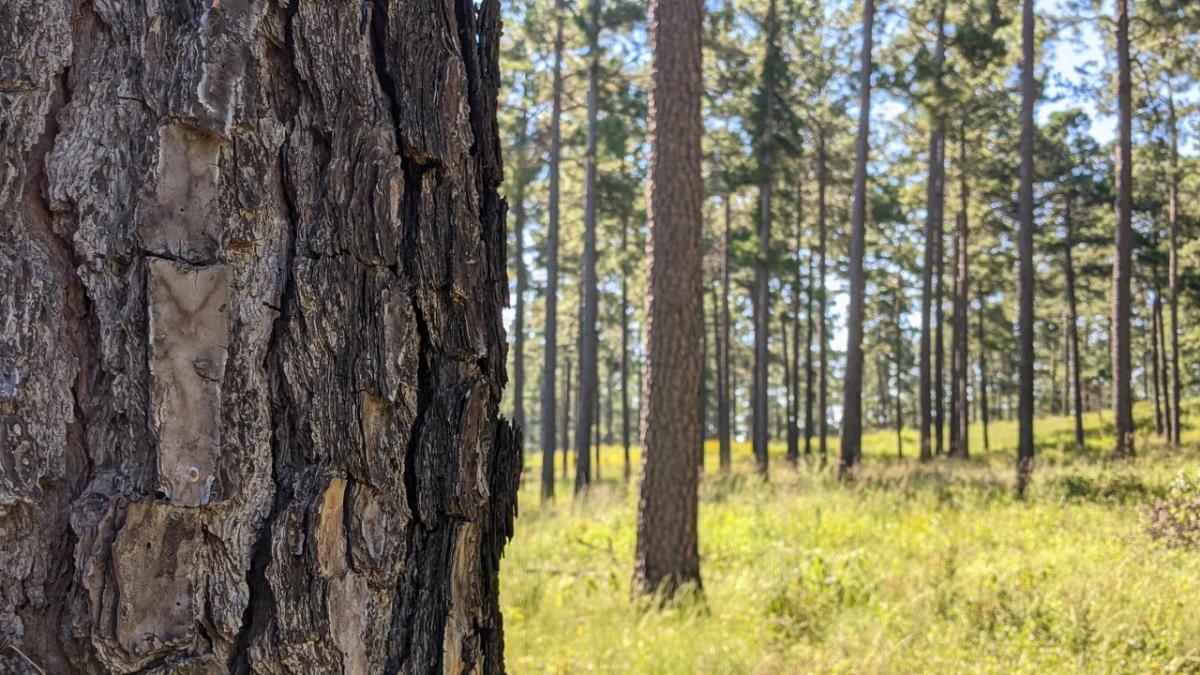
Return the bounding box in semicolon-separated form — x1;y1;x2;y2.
500;401;1200;673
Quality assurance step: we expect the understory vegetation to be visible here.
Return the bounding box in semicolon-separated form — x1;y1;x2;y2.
501;402;1200;673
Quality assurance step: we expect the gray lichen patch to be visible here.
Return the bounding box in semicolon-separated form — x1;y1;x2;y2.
148;259;230;507
137;123;224;263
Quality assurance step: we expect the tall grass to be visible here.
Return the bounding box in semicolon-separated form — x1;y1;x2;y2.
501;402;1200;673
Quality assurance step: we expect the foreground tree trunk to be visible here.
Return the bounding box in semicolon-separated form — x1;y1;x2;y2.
542;0;567;501
0;0;520;671
1112;0;1135;459
839;0;875;477
1017;0;1038;493
635;0;704;597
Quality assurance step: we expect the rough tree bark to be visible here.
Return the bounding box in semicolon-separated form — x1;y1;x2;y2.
1112;0;1134;459
839;0;874;477
634;0;704;596
1018;0;1038;492
541;0;566;501
0;0;520;672
920;0;947;463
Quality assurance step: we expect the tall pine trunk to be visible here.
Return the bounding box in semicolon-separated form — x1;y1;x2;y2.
1155;281;1172;440
1017;0;1038;493
0;0;519;670
920;1;947;463
804;251;817;460
622;216;633;481
542;0;567;501
977;293;991;452
1151;290;1164;436
1167;83;1182;445
512;110;529;446
788;177;803;464
752;0;779;478
574;0;603;493
952;121;970;458
839;0;875;476
718;196;733;470
635;0;704;596
817;130;830;465
563;356;573;479
1064;193;1085;448
1112;0;1135;459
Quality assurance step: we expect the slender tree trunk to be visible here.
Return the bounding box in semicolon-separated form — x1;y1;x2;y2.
574;0;603;493
978;294;991;452
934;219;946;456
718;196;733;470
1062;315;1071;417
622;217;632;482
894;280;905;459
1167;83;1182;445
700;302;708;471
920;1;947;463
952;120;970;458
804;251;816;460
788;177;803;464
1151;290;1164;436
542;0;567;501
563;356;573;480
635;0;704;596
839;0;875;477
781;312;792;462
817;130;830;466
606;365;614;444
1017;0;1038;493
0;1;520;670
594;389;602;480
1156;281;1172;440
752;0;779;479
513;102;529;448
1064;193;1085;448
1112;0;1135;459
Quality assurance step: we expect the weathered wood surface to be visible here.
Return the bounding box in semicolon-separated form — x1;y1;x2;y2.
0;0;519;672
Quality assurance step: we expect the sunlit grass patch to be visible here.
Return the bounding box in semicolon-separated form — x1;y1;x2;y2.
503;402;1200;673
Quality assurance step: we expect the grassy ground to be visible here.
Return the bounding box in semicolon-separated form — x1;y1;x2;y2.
500;401;1200;673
